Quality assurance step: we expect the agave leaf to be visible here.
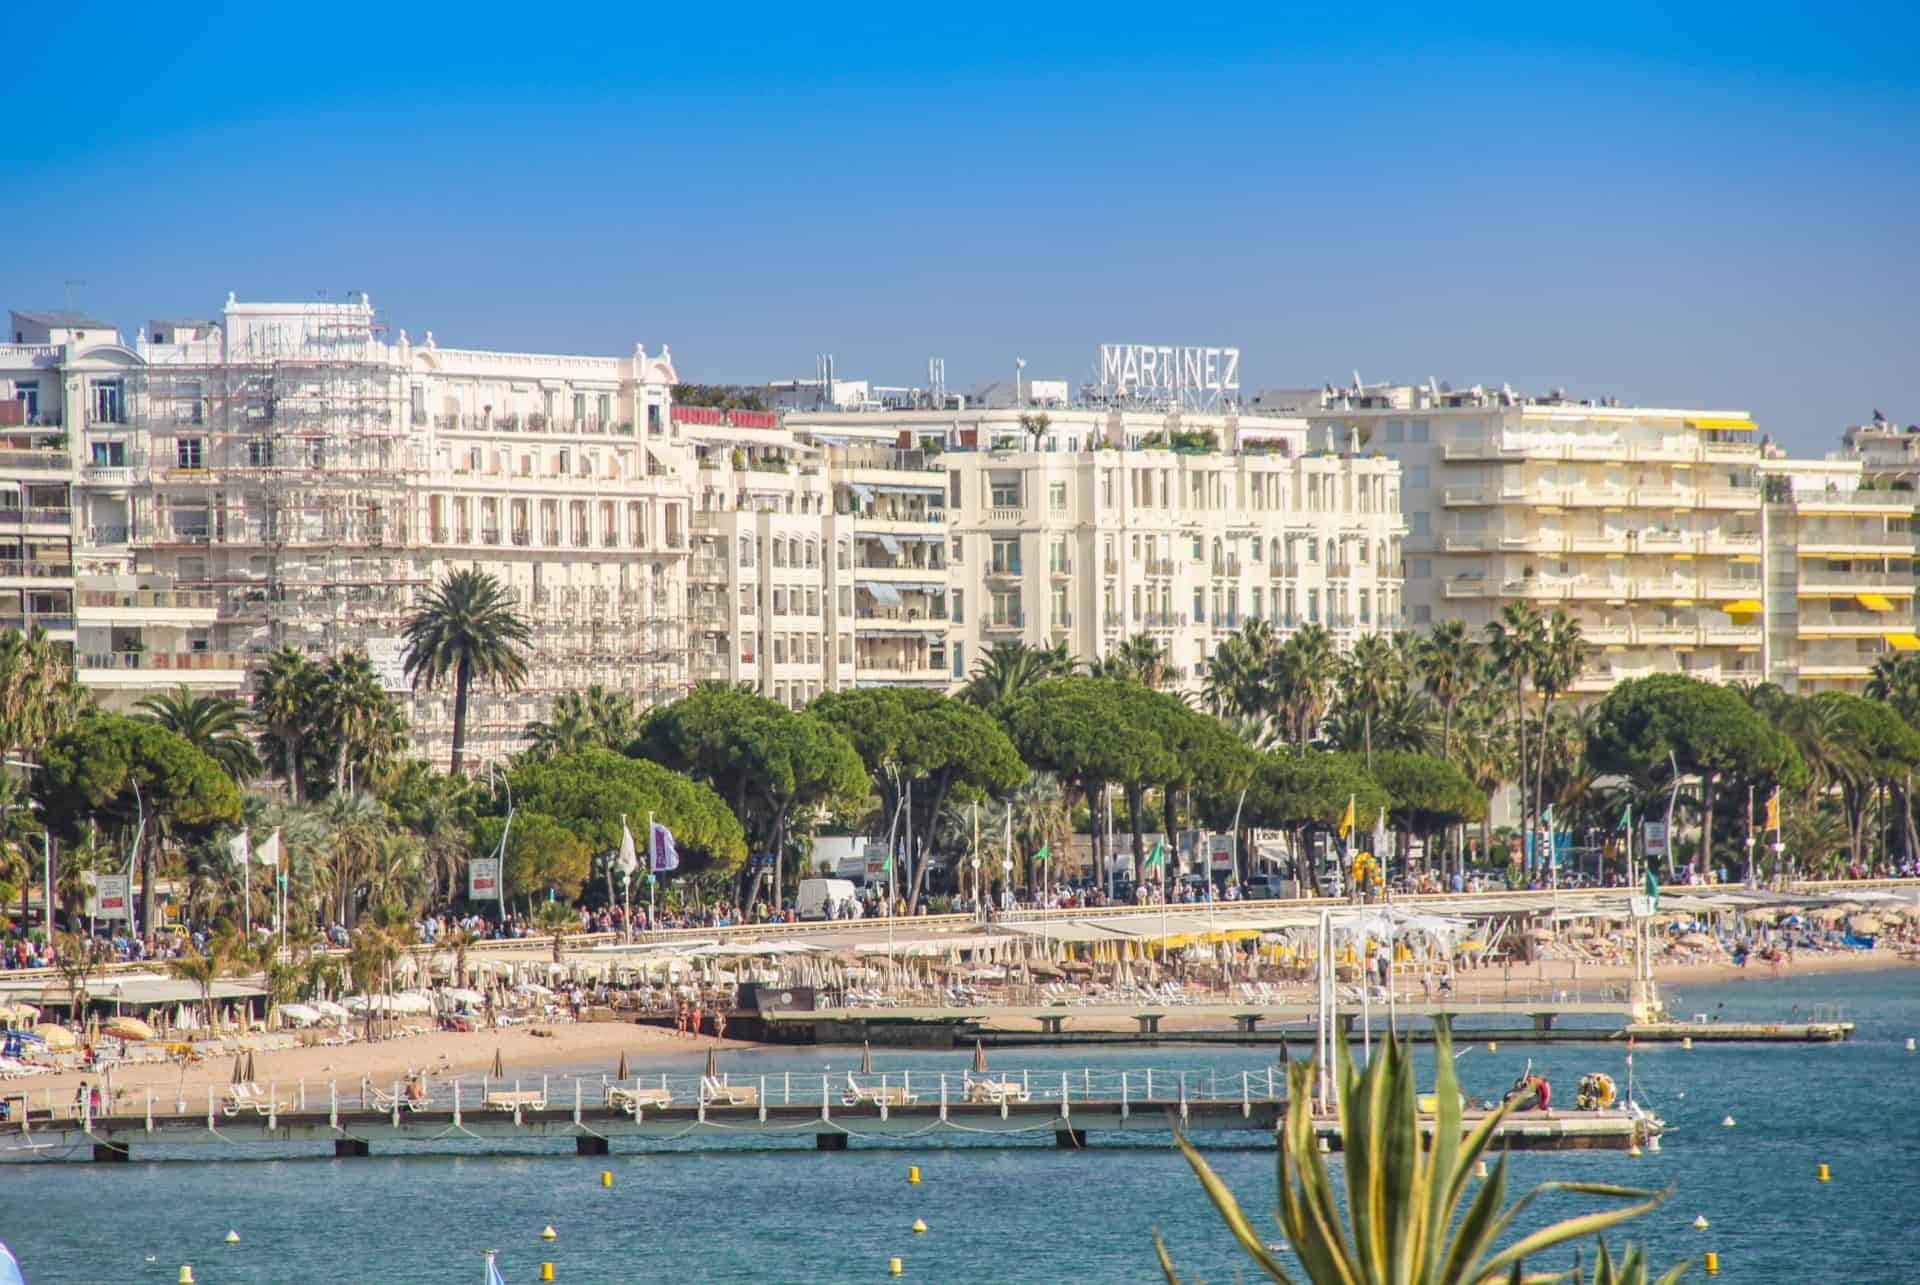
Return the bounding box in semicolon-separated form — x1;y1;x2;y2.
1275;1063;1363;1285
1649;1262;1691;1285
1154;1231;1186;1285
1172;1129;1302;1284
1475;1187;1673;1280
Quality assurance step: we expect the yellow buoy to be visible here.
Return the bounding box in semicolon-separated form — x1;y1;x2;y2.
908;1165;920;1185
1487;1042;1497;1053
541;1225;558;1240
1682;1037;1693;1050
1817;1163;1830;1182
1473;1159;1489;1179
224;1230;240;1244
541;1263;555;1282
911;1219;927;1234
601;1170;613;1188
1704;1251;1720;1274
1627;1143;1642;1157
889;1256;903;1276
1692;1215;1710;1230
178;1269;195;1285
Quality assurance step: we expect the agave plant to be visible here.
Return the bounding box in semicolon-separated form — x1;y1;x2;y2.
1157;1024;1682;1284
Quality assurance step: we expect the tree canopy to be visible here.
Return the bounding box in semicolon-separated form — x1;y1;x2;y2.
503;748;746;877
1240;748;1389;834
1367;750;1486;834
475;810;590;902
37;715;243;842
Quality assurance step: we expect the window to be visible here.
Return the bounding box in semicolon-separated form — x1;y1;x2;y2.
596;393;612;424
1251;536;1263;561
647;403;661;433
1192;589;1205;622
176;437;204;469
1191;536;1203;560
951;590;964;624
1409;512;1431;536
1049;481;1067;512
1408;421;1430;443
948;471;962;508
990;537;1020;575
990;477;1022;508
990;589;1021;623
1283;587;1296;622
90;379;125;425
11;381;38;419
1359;590;1371;624
1307;537;1319;563
1411;604;1432;624
951;643;965;678
949;536;963;565
1383;421;1405;444
1407;558;1432;578
244;439;272;468
1405;465;1430;489
572;393;587;423
91;440;126;467
1251;586;1263;619
410;385;427;425
1051;585;1068;626
1049;538;1069;574
1307;588;1320;622
1358;541;1370;564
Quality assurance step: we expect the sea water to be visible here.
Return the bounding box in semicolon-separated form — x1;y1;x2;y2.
5;968;1918;1283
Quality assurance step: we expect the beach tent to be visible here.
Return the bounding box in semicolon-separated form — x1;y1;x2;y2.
278;1004;322;1027
31;1024;75;1050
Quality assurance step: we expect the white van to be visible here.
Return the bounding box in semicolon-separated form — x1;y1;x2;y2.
798;878;861;921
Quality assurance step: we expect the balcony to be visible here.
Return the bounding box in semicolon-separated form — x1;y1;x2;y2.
986;561;1023;579
1048;559;1073;577
511;531;531;547
982;611;1026;631
1049;612;1072;631
77;588;218;612
88;524;130;546
77;650;249;683
986;507;1025;523
2;507;72;527
1145;557;1173;577
1103;556;1118;574
0;450;71;475
1104;610;1125;629
855;607;949;631
0;559;73;580
482;527;501;545
1210;558;1243;577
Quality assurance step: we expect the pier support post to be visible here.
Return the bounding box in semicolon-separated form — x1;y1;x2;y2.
1532;1013;1557;1032
334;1139;370;1158
92;1142;129;1163
576;1136;609;1157
1055;1129;1087;1149
815;1133;848;1151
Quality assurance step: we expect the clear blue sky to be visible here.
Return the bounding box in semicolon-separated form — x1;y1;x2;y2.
7;2;1916;451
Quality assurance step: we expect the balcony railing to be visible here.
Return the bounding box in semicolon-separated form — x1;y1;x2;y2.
0;450;70;472
1048;560;1073;576
1;507;73;525
511;531;531;546
0;614;72;632
1145;557;1173;576
1103;557;1118;574
77;649;250;673
0;560;73;580
987;560;1023;578
982;611;1025;630
77;589;218;610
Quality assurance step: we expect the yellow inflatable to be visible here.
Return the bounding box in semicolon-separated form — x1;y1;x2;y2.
1575;1072;1617;1110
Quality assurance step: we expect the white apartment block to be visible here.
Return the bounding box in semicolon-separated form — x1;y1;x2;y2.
788;407;1406;692
6;296;695;765
1272;383;1769;693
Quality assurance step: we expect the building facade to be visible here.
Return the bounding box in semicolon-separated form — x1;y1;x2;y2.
788;406;1407;694
1279;383;1767;692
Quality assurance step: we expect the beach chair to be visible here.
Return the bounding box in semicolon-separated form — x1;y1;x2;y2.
962;1075;1030;1106
482;1089;547;1112
842;1073;917;1107
222;1082;283;1116
363;1077;432;1112
699;1076;757;1107
606;1084;672;1111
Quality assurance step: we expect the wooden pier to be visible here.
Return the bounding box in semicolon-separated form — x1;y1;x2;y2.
1;1068;1654;1162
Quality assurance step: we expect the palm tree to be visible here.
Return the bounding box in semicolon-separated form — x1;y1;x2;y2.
402;569;532;774
534;900;579;963
136;685;264;782
1115;632;1170;688
1203;620;1275;724
1274;624;1338;747
1484;602;1546;840
1414;620;1482;764
442;925;481;989
962;640;1069;708
321;791;387;927
318;651;395;794
252;646;322;802
1339;632;1402;770
1531;611;1588;840
525;684;639;758
168;939;234;1033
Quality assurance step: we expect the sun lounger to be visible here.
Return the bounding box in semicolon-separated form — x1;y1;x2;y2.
222;1082;284;1116
483;1089;547;1112
699;1076;757;1107
363;1078;432;1112
962;1076;1030;1105
606;1085;672;1110
842;1072;917;1107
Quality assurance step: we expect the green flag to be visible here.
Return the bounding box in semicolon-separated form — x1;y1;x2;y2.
1643;864;1659;908
1034;844;1049;862
880;850;892;873
1144;840;1165;869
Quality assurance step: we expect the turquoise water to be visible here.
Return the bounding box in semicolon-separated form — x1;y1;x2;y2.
5;969;1918;1283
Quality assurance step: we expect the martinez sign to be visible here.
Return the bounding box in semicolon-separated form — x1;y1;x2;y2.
1098;343;1240;407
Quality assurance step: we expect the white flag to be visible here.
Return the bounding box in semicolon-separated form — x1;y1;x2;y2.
256;828;282;868
616;819;639;879
228;830;250;868
649;820;679;873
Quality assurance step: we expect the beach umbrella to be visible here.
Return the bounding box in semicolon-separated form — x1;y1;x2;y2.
491;1047;504;1079
972;1039;987;1073
32;1024;75;1051
616;1050;629;1081
1850;916;1884;935
705;1047;717;1079
860;1041;872;1075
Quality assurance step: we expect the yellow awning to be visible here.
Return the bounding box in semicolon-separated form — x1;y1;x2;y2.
1887;633;1920;651
1858;593;1895;612
1723;599;1763;614
1686;417;1757;432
